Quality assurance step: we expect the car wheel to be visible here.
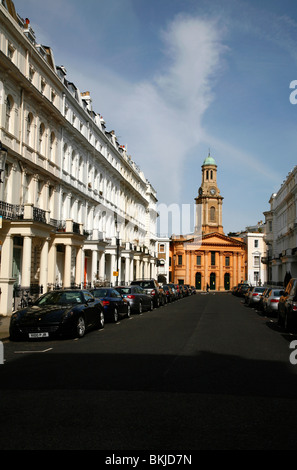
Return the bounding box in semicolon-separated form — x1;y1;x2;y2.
98;310;105;329
285;312;290;331
113;308;119;323
127;304;131;318
138;302;143;314
76;316;86;338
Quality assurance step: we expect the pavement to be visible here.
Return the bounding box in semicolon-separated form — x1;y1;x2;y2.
0;315;10;340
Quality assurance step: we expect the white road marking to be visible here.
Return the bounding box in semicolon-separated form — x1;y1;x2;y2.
14;348;53;354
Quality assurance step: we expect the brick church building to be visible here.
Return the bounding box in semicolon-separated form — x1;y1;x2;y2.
169;153;246;291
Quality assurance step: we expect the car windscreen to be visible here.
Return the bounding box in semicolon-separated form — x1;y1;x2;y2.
132;282;153;288
92;289;109;297
36;292;83;305
117;288;130;295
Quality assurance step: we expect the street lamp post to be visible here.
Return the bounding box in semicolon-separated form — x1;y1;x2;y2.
116;230;120;286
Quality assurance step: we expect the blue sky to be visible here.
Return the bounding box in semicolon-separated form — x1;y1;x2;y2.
13;0;297;235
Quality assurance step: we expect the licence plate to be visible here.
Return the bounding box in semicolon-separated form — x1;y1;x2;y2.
29;332;49;338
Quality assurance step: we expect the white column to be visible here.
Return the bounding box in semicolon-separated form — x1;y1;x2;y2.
22;236;32;287
75;245;83;287
0;235;13;278
125;256;130;285
136;258;140;279
48;242;57;285
92;249;98;285
130;258;134;282
40;238;49;292
99;251;105;282
64;244;72;288
0;234;15;314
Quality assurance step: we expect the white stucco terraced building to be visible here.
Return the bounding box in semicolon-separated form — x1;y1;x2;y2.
0;0;158;314
264;166;297;286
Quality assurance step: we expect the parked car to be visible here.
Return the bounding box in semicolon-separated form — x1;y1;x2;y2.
263;288;284;315
178;285;187;296
116;285;153;314
257;287;272;311
166;283;179;300
244;286;254;303
184;284;192;295
237;283;251;297
174;284;183;299
246;286;266;306
233;283;244;296
130;279;165;307
9;289;104;341
232;285;239;295
90;287;131;322
182;285;190;296
162;285;175;303
278;278;297;330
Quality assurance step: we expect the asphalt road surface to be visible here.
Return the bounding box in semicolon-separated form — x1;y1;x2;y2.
1;292;297;451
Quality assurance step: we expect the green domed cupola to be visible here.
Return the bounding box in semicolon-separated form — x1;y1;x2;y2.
202;152;216;166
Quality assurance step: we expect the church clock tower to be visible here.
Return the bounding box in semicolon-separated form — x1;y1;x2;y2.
195;152;224;235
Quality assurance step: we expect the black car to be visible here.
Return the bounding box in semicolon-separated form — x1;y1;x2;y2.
9;289;104;341
90;287;131;322
166;283;179;300
130;279;165;308
116;285;153;314
162;285;175;303
278;278;297;330
237;284;251;297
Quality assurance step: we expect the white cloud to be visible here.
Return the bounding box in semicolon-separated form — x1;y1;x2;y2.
81;14;227;205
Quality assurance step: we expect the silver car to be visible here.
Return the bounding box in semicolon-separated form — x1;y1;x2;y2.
263;288;284;314
246;286;266;306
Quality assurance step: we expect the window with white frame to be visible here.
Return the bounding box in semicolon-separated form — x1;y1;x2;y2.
39;123;45;154
5;95;12;132
26;112;33;147
49;132;55;162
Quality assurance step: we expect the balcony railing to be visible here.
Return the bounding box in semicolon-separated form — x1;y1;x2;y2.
0;201;24;220
0;201;49;224
33;207;46;223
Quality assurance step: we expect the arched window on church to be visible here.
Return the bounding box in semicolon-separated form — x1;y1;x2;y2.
210;206;216;221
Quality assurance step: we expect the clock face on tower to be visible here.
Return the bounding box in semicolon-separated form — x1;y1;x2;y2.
210;188;216;195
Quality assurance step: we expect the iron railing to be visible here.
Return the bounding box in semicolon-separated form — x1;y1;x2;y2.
13;284;43;310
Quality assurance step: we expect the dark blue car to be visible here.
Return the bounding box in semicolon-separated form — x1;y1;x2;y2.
9;289;104;340
90;288;131;322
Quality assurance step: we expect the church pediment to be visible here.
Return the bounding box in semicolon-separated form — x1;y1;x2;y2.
202;232;245;247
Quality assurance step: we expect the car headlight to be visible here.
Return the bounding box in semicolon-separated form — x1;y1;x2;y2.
62;310;74;321
10;311;21;322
